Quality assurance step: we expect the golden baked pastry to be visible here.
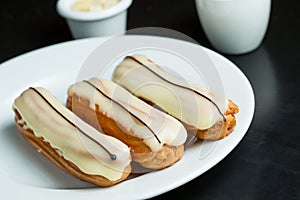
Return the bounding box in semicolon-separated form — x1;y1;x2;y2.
112;54;239;140
67;78;187;169
13;87;131;187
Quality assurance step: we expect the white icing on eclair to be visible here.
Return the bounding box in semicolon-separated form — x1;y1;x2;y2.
68;78;187;152
112;54;228;130
13;87;131;181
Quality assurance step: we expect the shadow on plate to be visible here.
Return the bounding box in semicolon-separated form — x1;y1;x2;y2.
1;122;97;189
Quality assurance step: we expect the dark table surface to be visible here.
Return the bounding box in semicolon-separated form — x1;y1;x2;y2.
1;0;299;199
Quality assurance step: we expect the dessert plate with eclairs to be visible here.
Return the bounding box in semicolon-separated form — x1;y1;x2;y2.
0;31;255;200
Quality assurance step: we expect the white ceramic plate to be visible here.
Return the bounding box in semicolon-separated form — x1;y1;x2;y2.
0;36;254;200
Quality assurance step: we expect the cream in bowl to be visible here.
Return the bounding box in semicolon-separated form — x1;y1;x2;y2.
72;0;120;12
56;0;132;39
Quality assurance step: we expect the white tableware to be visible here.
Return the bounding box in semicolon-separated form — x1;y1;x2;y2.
195;0;271;55
0;36;254;199
56;0;132;39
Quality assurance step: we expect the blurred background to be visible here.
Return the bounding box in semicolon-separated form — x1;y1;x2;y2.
0;0;299;62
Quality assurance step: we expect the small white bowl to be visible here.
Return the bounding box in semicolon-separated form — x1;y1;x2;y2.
56;0;133;39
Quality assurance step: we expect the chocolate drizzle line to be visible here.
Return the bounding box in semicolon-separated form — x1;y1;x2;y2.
83;80;162;144
127;56;226;122
30;87;117;161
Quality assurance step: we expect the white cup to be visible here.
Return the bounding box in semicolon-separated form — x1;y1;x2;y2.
195;0;271;55
56;0;132;39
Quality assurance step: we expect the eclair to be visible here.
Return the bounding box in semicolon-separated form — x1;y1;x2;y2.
67;78;187;169
112;54;239;140
13;87;131;187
